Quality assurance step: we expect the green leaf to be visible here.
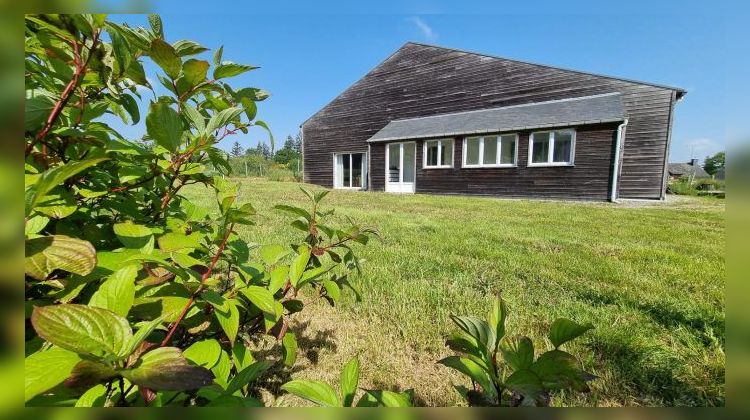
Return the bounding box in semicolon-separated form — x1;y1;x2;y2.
322;279;340;301
504;369;544;404
25;157;109;215
118;93;140;125
363;390;413;407
240;286;276;315
173;39;208;56
298;264;335;288
25;95;55;130
212;349;232;389
500;336;535;371
232;342;255;372
183;104;205;132
74;384;108;407
226;361;272;395
31;304;132;360
530;350;591;392
282;332;297;367
213;61;258;79
488;296;508;349
213;45;223;67
281;380;340;407
89;264;138;317
240;97;257;121
121;347;214;391
259;244;288;266
214;299;239;343
340;357;359;407
64;359;117;389
205;107;243;134
107;26;131;76
177;59;209;93
25;347;81;402
274;204;311;220
123;313;171;357
157;232;202;252
254;120;274;151
146;101;183;151
548;318;594;349
268;265;289;294
25;235;97;280
148;14;163;38
113;221;154;253
288;245;311;288
183;339;222;368
450;315;495;354
438;356;497;401
149;38;181;79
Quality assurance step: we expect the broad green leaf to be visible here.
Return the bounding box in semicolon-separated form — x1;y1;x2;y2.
121;347;214;391
240;286;276;314
268;265;289;294
25;235;97;280
25;157;108;215
548;318;594;349
74;384;108;407
225;361;271;395
25;215;49;235
488;296;508;349
530;350;591;392
282;332;297;367
177;59;209;93
131;296;191;323
500;336;535;371
340;357;359;407
322;279;340;302
254;120;274;151
89;264;138;317
205;107;243;134
183;339;222;368
107;26;131;76
31;304;132;360
25;347;81;402
64;359;117;389
370;390;413;407
173;39;208;56
273;204;311;221
213;45;223;67
438;356;497;401
281;380;340;407
213;61;257;79
504;369;544;404
146;101;183;151
288;245;311;288
123;313;171;357
298;264;335;288
212;349;232;389
259;244;288;266
183;104;205;132
157;232;202;252
232;342;255;372
25;95;55;131
450;315;495;354
118;93;140;124
214;299;239;343
113;221;154;253
150;38;181;79
240;97;256;121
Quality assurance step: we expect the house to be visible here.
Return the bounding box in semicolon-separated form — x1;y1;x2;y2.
301;42;686;201
667;159;710;181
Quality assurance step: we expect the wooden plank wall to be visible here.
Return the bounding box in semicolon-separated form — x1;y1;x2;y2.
303;43;678;199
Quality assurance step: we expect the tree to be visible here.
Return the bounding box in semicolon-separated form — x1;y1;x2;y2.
293;131;302;154
282;135;295;151
273;147;299;164
704;151;725;176
258;142;272;160
230;141;244;157
24;13;377;407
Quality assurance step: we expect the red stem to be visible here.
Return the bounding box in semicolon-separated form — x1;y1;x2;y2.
159;223;235;347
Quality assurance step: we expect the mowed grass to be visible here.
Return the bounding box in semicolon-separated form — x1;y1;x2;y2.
184;179;725;407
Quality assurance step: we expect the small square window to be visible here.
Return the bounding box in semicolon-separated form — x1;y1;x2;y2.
423;139;453;168
529;130;575;166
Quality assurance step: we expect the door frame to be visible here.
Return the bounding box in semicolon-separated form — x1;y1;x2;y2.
332;151;368;190
385;141;416;194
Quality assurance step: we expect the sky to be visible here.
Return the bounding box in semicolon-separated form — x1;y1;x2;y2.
103;0;749;163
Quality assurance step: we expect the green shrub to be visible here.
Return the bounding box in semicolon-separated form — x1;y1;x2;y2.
25;13;375;407
439;296;595;406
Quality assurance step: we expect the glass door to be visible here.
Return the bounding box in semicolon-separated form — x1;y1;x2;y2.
334;153;366;189
385;142;416;193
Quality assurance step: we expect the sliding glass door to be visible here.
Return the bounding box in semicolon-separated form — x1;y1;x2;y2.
385;142;416;193
334;152;366;189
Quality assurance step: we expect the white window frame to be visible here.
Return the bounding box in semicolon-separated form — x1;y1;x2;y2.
332;152;367;190
422;138;454;169
527;129;576;167
461;134;518;168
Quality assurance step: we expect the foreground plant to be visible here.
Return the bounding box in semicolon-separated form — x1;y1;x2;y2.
439;297;596;406
25;14;374;406
281;357;413;407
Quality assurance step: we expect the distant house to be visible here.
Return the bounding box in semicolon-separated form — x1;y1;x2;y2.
667;159;709;181
302;42;686;201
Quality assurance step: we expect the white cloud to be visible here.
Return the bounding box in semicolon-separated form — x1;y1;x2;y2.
409;17;438;42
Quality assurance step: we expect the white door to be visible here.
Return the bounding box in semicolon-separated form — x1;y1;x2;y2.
334;152;366;189
385;142;416;193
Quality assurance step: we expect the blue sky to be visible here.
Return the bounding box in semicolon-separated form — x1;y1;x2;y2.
105;1;749;163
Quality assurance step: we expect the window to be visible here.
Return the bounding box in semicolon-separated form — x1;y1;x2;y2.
463;134;518;167
423;139;454;168
528;129;576;166
334;152;366;188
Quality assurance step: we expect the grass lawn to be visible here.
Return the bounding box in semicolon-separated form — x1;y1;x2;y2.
185;179;725;407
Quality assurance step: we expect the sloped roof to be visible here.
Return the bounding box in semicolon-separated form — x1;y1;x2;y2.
367;93;625;143
668;163;709;178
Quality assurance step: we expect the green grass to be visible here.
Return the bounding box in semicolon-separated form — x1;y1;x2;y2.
185;179;725;407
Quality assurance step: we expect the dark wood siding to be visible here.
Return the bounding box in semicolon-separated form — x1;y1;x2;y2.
369;123;619;200
303;43;680;199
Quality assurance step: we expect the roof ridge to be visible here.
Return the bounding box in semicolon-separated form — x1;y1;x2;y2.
404;41;686;95
386;92;622;123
